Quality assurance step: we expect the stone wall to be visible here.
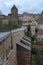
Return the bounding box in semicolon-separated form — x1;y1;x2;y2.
0;34;11;64
17;44;31;65
7;29;25;65
0;27;26;65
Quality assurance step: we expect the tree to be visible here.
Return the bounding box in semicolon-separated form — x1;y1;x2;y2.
35;28;38;33
27;25;31;36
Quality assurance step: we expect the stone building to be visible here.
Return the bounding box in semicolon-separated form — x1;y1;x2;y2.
8;5;18;24
30;19;38;35
0;32;11;64
0;13;3;23
11;5;18;17
37;12;43;41
18;12;34;26
0;5;18;25
16;34;31;65
17;43;31;65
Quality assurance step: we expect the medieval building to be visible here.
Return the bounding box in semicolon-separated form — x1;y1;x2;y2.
0;5;18;25
18;12;34;26
8;5;18;24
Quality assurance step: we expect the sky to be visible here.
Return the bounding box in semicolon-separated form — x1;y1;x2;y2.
0;0;43;15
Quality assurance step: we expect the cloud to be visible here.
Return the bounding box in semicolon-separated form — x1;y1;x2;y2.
0;0;43;15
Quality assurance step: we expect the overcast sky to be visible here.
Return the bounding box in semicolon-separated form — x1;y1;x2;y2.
0;0;43;15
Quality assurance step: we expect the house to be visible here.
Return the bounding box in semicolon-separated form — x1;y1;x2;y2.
37;13;43;41
18;12;34;26
10;5;18;24
30;19;38;35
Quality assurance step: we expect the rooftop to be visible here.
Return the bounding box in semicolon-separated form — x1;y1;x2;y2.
11;5;18;10
17;42;31;51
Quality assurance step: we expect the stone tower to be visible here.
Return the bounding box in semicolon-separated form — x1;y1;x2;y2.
10;5;18;24
11;5;18;18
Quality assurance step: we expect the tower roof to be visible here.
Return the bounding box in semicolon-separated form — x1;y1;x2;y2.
11;5;18;10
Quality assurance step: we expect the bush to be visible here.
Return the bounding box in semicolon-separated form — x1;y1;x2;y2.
31;35;36;41
0;20;19;31
31;48;38;55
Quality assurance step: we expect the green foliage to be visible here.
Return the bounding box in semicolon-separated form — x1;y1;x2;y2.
26;25;31;36
1;24;9;31
35;28;38;33
32;60;37;65
0;21;2;25
0;20;19;31
31;35;36;41
31;48;37;55
12;23;19;29
9;20;19;29
31;35;36;45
